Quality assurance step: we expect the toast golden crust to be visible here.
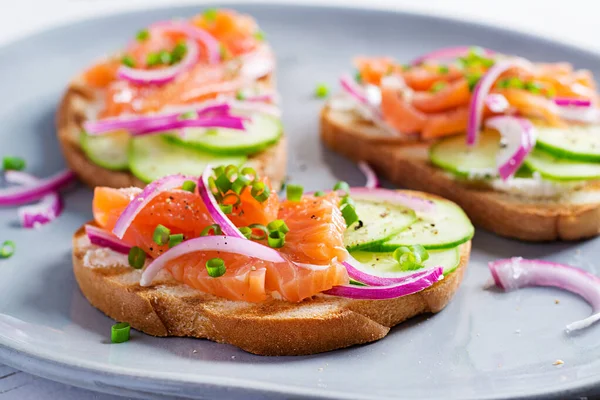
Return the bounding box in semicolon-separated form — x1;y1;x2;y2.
73;211;470;356
321;106;600;242
56;72;286;190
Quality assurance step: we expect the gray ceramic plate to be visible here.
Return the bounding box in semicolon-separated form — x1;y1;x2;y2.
1;3;600;400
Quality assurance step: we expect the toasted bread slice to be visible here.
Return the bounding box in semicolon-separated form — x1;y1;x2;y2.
321;106;600;242
56;72;286;190
73;193;470;356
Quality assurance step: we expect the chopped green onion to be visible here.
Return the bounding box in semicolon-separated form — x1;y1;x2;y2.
213;165;225;177
111;322;131;344
231;176;251;194
0;240;15;259
333;181;350;196
168;233;184;248
239;226;252;239
128;246;146;269
497;77;525;90
341;203;359;227
392;245;429;271
314;191;325;197
219;44;229;60
203;8;218;22
254;30;266;41
524;81;543;94
240;167;257;181
430;81;447;93
181;180;197;193
146;52;161;67
349;278;368;287
222;193;241;207
206;257;226;277
2;156;25;171
121;55;136;68
438;65;449;74
152;224;171;245
355;71;362;83
200;224;222;236
340;195;355;207
401;64;411;71
251;181;270;203
314;83;329;99
224;165;238;180
410;244;429;263
136;29;150;41
219;204;233;214
215;173;232;194
205;128;218;135
235;90;246;100
248;224;269;240
159;50;172;65
466;72;482;92
267;230;285;248
171;41;187;64
286;184;304;202
267;219;290;234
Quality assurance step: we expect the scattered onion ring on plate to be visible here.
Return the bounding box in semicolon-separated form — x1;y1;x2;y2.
118;38;200;85
140;235;285;286
4;171;63;228
484;115;536;180
410;46;496;66
467;58;534;146
85;224;131;254
325;266;443;299
357;161;379;189
198;165;246;238
112;174;194;239
0;169;75;206
489;257;600;332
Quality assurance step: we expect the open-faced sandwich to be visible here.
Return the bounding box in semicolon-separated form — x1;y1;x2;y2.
57;8;285;189
321;47;600;241
73;163;473;355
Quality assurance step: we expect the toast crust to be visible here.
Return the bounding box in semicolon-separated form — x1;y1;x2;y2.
321;106;600;242
56;70;286;190
73;202;470;356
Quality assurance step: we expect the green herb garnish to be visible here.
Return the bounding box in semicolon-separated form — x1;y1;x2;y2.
314;191;325;197
136;29;150;41
219;204;233;214
171;42;187;64
206;257;226;277
333;181;350;196
182;180;197;193
286;184;304;202
152;224;171;246
314;83;329;99
267;230;285;248
393;245;429;271
239;226;252;239
0;240;15;258
254;30;266;41
146;52;161;67
121;55;136;68
200;224;223;236
438;65;449;74
340;203;359;227
430;81;447;93
267;219;290;235
168;233;184;248
248;224;269;240
466;72;482;92
128;246;146;269
2;156;25;171
111;322;131;343
251;181;270;203
203;8;218;22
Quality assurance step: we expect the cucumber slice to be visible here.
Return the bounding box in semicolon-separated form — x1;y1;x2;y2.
429;131;500;178
129;135;246;183
376;197;474;251
80;130;129;171
351;246;461;277
524;149;600;181
536;124;600;162
344;199;416;251
167;114;282;155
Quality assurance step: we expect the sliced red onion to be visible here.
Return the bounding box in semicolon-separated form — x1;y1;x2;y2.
221;99;280;118
198;166;245;238
150;20;221;65
239;45;275;81
555;105;600;124
349;187;435;213
324;266;443;299
357;161;379;189
4;171;63;228
485;116;536;180
485;93;510;113
0;169;75;206
467;58;534;146
133;115;246;136
112;174;193;239
340;74;368;104
411;46;495;66
342;254;437;286
140;235;284;286
85;224;131;254
489;257;600;332
554;97;593;107
84;103;233;135
118;39;200;85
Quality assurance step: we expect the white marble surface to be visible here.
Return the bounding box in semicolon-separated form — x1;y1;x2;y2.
0;0;598;398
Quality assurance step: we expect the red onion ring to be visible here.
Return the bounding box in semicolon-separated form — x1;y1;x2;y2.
132;115;246;136
467;58;534;146
4;171;63;228
340;73;368;104
118;39;200;85
485;116;536;180
324;266;443;299
411;46;496;66
150;20;221;65
112;174;193;239
485;93;510;113
0;169;75;206
489;257;600;332
198;166;245;238
140;235;285;286
342;254;438;286
357;161;379;189
85;224;131;255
